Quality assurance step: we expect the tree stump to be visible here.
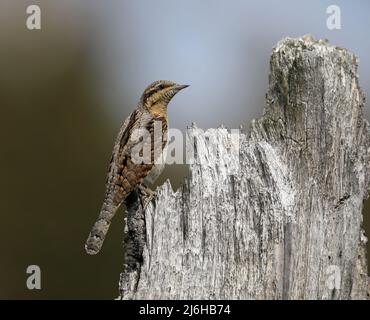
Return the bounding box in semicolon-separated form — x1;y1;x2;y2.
119;35;370;300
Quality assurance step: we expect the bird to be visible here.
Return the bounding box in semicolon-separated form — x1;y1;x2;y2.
85;80;189;255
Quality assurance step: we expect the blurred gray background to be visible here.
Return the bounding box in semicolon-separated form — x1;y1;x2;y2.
0;0;369;299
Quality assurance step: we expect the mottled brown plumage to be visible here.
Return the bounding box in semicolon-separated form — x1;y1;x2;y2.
85;80;188;254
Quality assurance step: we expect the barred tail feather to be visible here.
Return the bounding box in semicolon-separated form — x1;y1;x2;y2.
85;201;120;255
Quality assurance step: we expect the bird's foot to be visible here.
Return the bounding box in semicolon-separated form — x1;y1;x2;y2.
138;184;156;210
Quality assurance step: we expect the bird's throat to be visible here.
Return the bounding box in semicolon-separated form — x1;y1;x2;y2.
149;103;168;118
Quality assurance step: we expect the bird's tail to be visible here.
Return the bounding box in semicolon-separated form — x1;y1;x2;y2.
85;201;119;255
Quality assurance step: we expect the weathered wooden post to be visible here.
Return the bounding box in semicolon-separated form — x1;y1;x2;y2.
119;36;370;300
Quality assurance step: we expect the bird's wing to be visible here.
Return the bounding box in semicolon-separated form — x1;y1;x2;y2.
109;113;168;204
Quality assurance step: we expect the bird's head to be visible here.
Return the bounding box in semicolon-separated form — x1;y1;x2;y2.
141;80;189;114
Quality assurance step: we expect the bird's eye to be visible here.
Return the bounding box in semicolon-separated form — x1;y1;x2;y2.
158;84;165;90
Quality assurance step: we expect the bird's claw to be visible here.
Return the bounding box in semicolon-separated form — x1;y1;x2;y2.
138;184;156;210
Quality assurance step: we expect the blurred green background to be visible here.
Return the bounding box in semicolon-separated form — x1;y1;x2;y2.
0;1;369;299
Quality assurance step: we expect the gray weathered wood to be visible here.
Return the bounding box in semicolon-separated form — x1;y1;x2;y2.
118;35;370;300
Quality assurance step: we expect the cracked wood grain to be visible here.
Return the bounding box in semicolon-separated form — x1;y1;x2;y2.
118;35;370;300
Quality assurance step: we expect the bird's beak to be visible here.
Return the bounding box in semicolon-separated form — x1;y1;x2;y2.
175;84;190;91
